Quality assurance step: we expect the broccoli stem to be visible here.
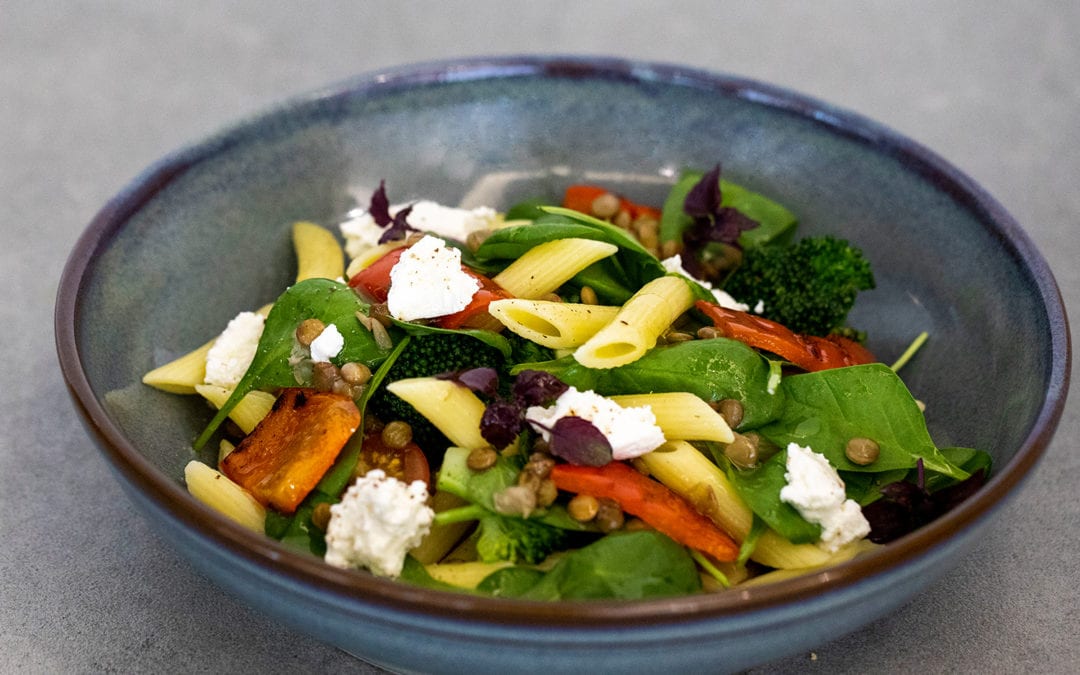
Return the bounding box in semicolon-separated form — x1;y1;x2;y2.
433;503;489;526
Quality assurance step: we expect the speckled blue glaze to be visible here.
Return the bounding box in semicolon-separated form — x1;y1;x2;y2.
57;56;1069;673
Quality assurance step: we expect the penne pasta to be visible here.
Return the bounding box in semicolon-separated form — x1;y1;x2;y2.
142;303;273;395
293;220;345;282
638;440;837;569
385;377;489;450
194;384;276;434
488;299;619;349
573;275;694;369
423;560;514;589
184;460;267;532
492;238;617;298
609;392;734;443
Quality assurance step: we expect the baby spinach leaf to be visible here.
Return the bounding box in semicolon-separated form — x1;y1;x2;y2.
726;449;823;544
389;318;512;359
516;531;701;600
515;338;785;429
194;278;397;449
476;567;546;597
756;364;968;481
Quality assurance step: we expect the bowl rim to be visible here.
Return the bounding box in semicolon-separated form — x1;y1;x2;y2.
55;54;1071;627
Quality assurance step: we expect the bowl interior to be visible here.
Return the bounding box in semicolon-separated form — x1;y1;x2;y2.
63;57;1067;623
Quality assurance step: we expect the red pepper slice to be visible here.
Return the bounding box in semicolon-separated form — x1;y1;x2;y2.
550;461;739;562
562;184;663;222
695;300;876;372
348;246;511;329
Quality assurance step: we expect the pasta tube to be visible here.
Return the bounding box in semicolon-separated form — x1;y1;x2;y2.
194;384;276;434
573;275;694;369
609;393;734;443
488;299;619;349
293;221;345;282
492;238;617;298
184;460;266;532
142;303;273;395
385;377;488;450
638;440;838;569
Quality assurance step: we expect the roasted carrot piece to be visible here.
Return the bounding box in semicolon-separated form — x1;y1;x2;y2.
221;388;361;513
550;461;739;562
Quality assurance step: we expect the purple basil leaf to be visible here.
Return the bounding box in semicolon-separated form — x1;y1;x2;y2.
683;164;723;217
369;180;392;227
480;400;524;450
378;204;419;244
512;370;569;407
546;417;613;467
449;367;500;398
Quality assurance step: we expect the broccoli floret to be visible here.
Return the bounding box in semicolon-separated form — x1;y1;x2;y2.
723;235;875;336
368;333;504;456
474;513;570;565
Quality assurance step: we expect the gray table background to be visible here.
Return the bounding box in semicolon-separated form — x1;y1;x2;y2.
4;2;1078;673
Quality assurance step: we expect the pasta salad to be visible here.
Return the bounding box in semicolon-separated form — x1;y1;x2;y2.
146;165;989;599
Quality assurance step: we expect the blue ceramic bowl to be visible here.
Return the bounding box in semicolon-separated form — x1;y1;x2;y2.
56;56;1069;673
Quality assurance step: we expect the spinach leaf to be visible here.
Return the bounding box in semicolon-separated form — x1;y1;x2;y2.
194;278;397;448
515;338;786;429
515;531;701;600
389;318;513;359
726;449;823;544
399;556;476;593
756;364;968;481
659;170;797;250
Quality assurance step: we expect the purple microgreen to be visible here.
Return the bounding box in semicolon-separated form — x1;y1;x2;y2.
535;417;613;467
479;400;525;450
862;461;987;544
680;164;759;279
436;367;500;398
368;180;420;244
511;370;569;408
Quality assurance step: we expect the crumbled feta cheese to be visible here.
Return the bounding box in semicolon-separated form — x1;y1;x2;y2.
340;200;499;260
779;443;871;552
324;470;434;577
525;386;666;460
661;254;750;311
753;299;766;314
204;311;265;388
309;323;344;363
386;235;480;321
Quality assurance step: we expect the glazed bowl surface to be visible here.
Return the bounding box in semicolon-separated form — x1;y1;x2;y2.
56;56;1069;674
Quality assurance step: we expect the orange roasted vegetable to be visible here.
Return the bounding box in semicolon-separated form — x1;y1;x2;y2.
221;388;361;513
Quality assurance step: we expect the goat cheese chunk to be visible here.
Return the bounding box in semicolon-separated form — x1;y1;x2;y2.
660;254;751;312
779;443;870;552
309;323;344;363
525;386;666;460
324;470;434;578
387;235;480;321
204;311;265;388
340;200;499;260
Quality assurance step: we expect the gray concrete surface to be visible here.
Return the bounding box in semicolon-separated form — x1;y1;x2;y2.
4;1;1078;672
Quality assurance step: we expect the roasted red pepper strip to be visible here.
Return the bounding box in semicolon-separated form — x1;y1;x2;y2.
348;246;511;329
550;461;739;562
694;300;876;372
562;184;663;222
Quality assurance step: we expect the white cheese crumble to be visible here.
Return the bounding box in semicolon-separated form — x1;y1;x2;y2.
525;386;666;461
661;254;751;312
309;323;344;363
203;311;265;388
387;235;480;321
779;443;871;552
339;200;499;260
324;469;434;578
